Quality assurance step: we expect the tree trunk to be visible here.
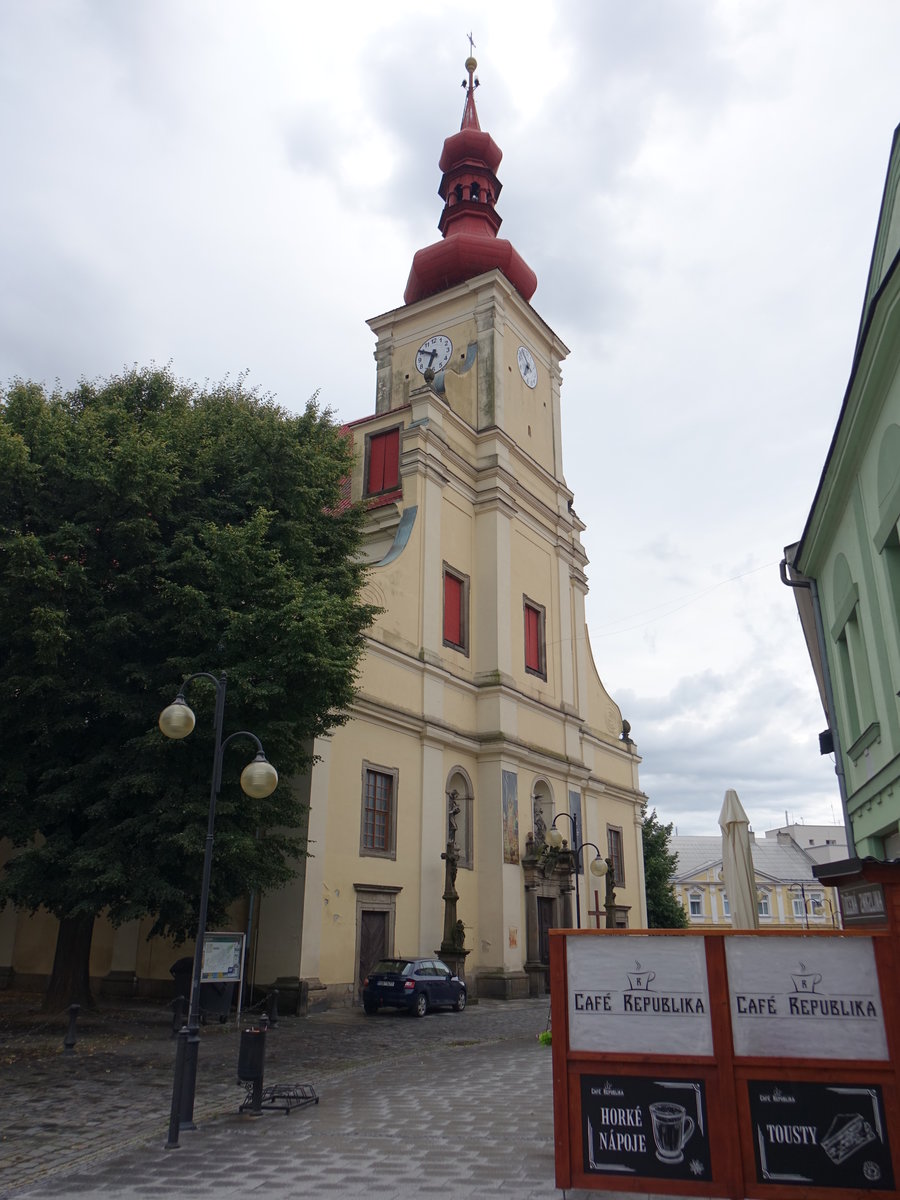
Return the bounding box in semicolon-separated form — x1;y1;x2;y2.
43;912;96;1011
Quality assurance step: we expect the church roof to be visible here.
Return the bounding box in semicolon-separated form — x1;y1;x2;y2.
403;55;537;306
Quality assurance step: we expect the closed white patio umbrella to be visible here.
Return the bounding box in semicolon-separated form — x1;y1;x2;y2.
718;789;759;930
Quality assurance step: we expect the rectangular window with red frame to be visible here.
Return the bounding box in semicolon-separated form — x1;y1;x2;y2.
365;427;400;496
443;566;469;654
524;598;546;679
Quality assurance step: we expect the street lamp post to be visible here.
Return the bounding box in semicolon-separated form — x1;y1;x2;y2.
788;882;811;929
158;672;278;1150
547;814;610;929
788;881;833;929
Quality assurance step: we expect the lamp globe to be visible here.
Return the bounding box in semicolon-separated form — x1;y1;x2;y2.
240;756;278;799
158;701;196;740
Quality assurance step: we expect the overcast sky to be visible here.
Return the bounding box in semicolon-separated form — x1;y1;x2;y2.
3;1;898;837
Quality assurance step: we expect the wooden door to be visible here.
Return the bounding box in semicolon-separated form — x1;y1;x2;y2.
538;896;554;966
357;910;388;1000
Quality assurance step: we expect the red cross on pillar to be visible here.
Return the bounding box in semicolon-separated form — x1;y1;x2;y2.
587;891;603;929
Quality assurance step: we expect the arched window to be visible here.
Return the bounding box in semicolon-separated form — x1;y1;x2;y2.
875;424;900;644
831;554;877;756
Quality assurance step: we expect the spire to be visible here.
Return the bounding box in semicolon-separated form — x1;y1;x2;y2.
460;50;481;131
403;50;537;306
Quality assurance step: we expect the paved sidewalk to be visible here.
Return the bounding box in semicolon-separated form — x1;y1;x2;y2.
0;994;732;1200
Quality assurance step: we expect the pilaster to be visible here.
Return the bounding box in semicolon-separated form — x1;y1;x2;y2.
100;918;142;997
0;903;18;987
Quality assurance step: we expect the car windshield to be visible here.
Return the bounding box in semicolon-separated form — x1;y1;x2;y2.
372;959;412;975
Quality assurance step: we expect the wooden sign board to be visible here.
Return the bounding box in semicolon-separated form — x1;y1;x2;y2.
840;882;889;928
550;928;900;1199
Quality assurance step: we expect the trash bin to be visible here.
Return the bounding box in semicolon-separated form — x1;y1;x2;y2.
199;980;236;1023
170;957;193;1003
169;958;235;1023
238;1027;267;1082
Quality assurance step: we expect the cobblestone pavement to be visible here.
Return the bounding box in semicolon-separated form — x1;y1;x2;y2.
0;993;731;1200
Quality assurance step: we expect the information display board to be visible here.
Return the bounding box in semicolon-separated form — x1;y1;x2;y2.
726;936;888;1061
200;932;245;982
567;934;713;1056
748;1079;894;1190
581;1074;712;1183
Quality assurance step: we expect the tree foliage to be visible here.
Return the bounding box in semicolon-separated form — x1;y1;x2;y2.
0;368;375;1002
641;807;689;929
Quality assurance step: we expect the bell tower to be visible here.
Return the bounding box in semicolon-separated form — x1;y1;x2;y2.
369;54;568;485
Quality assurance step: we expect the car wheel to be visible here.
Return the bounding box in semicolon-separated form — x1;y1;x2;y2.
363;1001;377;1015
413;991;427;1018
453;990;466;1012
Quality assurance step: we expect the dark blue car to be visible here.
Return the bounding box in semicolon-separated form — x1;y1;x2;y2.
362;957;467;1017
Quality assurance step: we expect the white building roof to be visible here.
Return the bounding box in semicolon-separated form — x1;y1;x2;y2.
671;834;818;885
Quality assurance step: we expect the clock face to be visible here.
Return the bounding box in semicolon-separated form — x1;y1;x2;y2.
517;345;538;389
416;334;453;375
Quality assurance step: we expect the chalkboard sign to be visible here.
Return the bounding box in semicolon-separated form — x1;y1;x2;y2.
581;1074;712;1182
748;1079;894;1190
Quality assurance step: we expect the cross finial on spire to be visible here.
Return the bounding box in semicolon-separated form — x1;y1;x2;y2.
460;36;480;128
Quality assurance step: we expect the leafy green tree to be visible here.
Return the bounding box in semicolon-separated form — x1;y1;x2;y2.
0;368;374;1008
642;807;689;928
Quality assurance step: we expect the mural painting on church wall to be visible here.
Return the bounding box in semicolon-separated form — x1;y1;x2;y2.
502;770;519;864
569;789;583;872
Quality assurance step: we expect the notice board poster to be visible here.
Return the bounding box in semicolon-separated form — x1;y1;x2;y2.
726;935;888;1061
748;1080;894;1190
567;935;713;1056
581;1074;712;1183
200;932;244;982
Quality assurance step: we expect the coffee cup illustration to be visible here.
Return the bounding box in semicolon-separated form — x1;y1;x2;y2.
627;963;655;991
649;1101;695;1164
791;970;822;993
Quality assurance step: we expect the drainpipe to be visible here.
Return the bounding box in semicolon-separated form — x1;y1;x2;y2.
779;559;855;855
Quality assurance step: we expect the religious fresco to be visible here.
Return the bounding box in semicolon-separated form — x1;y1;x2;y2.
569;788;584;870
502;769;519;864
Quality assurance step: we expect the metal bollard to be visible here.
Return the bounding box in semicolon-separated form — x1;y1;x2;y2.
259;1011;269;1032
63;1003;80;1053
165;1025;190;1149
171;995;186;1036
266;989;279;1027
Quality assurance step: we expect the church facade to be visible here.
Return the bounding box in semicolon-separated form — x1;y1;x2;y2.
252;58;648;1007
0;58;648;1004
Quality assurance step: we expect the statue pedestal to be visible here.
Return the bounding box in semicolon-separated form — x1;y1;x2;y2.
436;947;470;982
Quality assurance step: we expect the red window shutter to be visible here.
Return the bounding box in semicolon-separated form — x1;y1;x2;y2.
366;429;400;494
382;429;399;490
444;572;462;646
367;433;386;493
525;605;540;671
